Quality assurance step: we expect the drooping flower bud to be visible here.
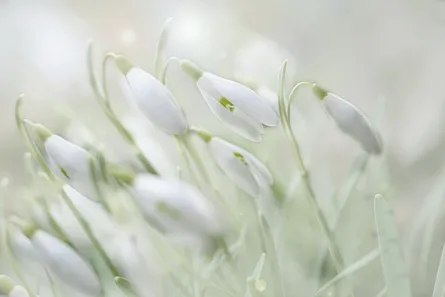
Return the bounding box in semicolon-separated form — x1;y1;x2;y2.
312;84;382;154
11;217;101;296
181;60;278;142
128;174;222;238
208;136;273;197
114;55;187;135
28;229;101;295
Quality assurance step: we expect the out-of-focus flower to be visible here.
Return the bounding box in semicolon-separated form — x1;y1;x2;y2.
27;229;101;295
312;84;382;155
114;55;188;135
207;136;273;197
8;286;30;297
49;185;116;246
129;174;222;238
181;60;278;142
0;275;15;295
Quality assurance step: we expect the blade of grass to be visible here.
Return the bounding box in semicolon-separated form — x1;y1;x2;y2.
374;194;412;297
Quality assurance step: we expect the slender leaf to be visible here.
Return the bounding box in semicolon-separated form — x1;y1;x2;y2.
374;194;412;297
432;243;445;297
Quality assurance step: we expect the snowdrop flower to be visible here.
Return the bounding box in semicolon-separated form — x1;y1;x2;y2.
0;275;15;296
126;174;221;238
181;60;278;142
312;84;382;155
34;125;97;198
206;135;273;197
49;185;116;246
22;227;101;295
114;55;187;135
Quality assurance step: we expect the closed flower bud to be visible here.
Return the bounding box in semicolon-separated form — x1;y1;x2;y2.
208;137;273;197
29;229;101;295
8;286;30;297
181;60;278;142
115;55;187;135
312;84;382;154
0;275;15;295
129;174;221;237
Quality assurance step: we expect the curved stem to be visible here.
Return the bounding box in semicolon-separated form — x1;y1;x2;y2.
161;57;181;85
174;136;201;186
286;81;313;120
87;44;157;174
277;62;346;276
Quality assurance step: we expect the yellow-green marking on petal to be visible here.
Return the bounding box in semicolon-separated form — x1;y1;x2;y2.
155;201;181;220
60;167;70;179
219;97;235;112
234;152;248;166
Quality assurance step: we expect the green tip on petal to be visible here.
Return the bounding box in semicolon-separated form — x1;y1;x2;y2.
234;152;248;166
219;97;235;112
114;55;134;75
180;59;203;81
312;84;328;100
0;275;15;295
190;127;212;143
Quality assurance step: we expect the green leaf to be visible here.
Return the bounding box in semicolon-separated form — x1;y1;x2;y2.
432;243;445;297
316;248;380;296
374;194;412;297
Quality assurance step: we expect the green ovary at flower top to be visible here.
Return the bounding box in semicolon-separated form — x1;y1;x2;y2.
180;59;278;142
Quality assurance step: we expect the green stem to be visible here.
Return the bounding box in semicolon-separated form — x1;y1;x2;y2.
87;44;158;174
286;81;314;120
154;18;173;79
174;136;201;186
160;57;181;85
277;62;346;275
89;157;111;212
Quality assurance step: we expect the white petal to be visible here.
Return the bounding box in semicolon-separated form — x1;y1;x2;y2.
323;94;382;154
9;229;37;262
31;230;101;295
197;76;264;142
126;68;187;134
9;286;29;297
132;175;220;235
44;135;89;180
201;73;278;126
209;138;260;197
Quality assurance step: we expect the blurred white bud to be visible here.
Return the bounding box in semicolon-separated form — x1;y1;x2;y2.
0;275;15;295
181;60;278;142
30;229;101;295
42;133;96;198
130;174;222;238
115;56;188;135
49;185;116;246
208;137;273;197
313;85;382;155
8;286;30;297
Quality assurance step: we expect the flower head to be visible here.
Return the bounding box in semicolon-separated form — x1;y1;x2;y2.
8;286;30;297
312;84;382;155
129;174;221;237
181;60;278;142
28;229;101;295
207;136;273;197
115;55;187;135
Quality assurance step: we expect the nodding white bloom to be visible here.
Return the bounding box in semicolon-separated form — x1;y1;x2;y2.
0;275;15;296
114;55;187;135
313;84;382;155
35;126;96;199
181;60;278;142
129;174;221;237
50;185;116;246
27;229;101;295
207;136;273;197
8;286;30;297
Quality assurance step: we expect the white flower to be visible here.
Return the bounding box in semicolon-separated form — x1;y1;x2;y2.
8;286;29;297
49;185;116;246
313;85;382;154
115;55;187;135
130;174;221;237
30;229;101;295
208;137;273;197
39;130;96;199
0;275;15;295
181;60;278;142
